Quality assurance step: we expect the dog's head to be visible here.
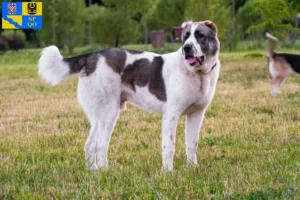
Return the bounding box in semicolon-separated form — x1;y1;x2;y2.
181;20;219;72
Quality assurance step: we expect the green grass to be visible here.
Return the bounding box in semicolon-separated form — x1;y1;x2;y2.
0;45;300;199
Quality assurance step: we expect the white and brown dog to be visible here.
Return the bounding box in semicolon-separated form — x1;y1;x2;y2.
266;33;300;96
38;20;220;171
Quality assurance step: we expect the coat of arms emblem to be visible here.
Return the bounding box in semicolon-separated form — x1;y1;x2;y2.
7;3;17;15
27;3;37;15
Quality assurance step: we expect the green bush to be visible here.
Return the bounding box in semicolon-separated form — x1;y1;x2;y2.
1;30;26;50
2;30;26;42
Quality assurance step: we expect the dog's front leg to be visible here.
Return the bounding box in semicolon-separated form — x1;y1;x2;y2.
185;109;206;166
161;108;181;171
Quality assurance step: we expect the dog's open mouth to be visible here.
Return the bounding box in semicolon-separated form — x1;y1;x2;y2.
185;56;205;66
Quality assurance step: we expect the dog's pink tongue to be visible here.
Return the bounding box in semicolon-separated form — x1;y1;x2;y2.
187;57;196;64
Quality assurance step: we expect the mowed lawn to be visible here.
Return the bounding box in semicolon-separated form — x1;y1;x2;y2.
0;47;300;199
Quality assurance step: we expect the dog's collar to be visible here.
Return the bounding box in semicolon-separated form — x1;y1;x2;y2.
196;62;217;74
209;63;217;72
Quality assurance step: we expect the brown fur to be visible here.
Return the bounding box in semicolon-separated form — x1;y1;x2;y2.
121;57;167;101
270;57;291;91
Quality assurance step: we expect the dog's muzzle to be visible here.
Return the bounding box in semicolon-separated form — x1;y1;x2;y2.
183;44;205;66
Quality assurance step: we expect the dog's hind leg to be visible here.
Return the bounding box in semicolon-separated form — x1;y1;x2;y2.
96;102;120;169
271;73;289;96
80;94;106;170
271;77;281;96
82;99;120;170
270;58;291;96
78;59;122;170
84;121;100;170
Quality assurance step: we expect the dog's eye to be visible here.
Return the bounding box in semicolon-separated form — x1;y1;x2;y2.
184;32;190;40
195;31;205;39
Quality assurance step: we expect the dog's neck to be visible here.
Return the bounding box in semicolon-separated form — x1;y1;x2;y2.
201;55;218;73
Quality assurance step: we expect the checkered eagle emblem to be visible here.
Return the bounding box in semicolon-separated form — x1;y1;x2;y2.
7;3;17;15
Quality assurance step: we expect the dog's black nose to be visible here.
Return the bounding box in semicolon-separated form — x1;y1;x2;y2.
183;44;193;54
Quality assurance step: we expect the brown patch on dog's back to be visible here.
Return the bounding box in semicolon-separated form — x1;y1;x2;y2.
101;48;127;74
122;57;167;101
64;48;127;77
64;52;99;76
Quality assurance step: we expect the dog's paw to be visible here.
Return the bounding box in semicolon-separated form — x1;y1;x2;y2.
187;158;198;167
162;165;173;172
271;88;281;96
162;168;173;172
96;159;109;170
88;162;99;171
97;164;109;171
271;91;281;96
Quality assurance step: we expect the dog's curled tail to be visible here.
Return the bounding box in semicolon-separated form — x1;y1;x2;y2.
265;32;278;58
38;45;71;85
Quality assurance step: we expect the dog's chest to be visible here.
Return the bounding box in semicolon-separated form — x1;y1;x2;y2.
176;73;215;115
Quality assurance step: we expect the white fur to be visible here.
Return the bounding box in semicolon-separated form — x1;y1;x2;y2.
39;26;220;171
38;45;70;85
269;61;278;78
269;61;281;95
189;24;204;56
124;51;158;67
123;85;165;113
183;24;204;68
269;62;284;96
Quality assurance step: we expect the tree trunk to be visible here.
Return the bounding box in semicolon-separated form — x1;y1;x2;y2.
143;15;148;50
115;32;120;47
232;0;235;34
52;0;56;45
291;13;300;43
88;0;92;45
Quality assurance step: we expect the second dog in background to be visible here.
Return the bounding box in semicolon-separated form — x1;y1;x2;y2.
266;33;300;96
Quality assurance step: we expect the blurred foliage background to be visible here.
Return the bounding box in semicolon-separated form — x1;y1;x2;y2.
0;0;300;53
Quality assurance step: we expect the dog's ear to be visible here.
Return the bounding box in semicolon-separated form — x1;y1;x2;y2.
204;20;217;33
